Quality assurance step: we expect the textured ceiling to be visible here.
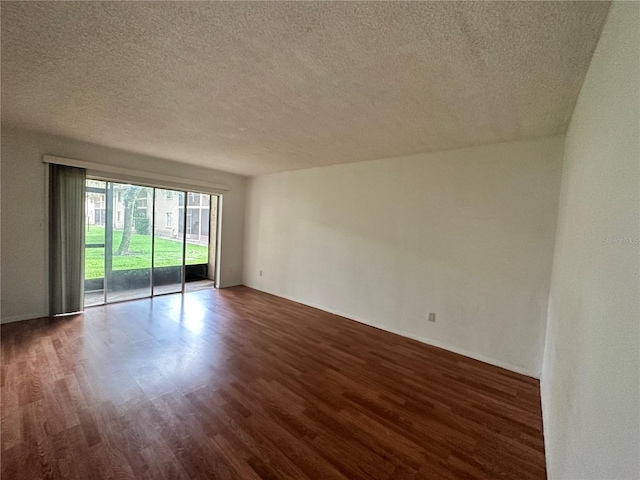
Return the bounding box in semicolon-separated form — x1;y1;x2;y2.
2;1;610;176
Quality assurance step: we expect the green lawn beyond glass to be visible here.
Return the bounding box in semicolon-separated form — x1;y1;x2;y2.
85;226;208;279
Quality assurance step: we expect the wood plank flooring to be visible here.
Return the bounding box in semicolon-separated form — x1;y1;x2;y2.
1;286;546;479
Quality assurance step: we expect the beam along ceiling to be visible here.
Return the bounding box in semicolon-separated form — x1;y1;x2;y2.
1;1;610;176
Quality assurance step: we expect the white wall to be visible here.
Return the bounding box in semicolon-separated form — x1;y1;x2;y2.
541;3;640;479
0;127;246;323
244;136;564;376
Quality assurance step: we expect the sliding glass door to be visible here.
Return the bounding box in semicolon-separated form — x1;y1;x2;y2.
83;179;216;307
153;189;185;295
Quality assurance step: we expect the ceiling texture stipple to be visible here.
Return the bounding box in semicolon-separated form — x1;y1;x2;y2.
2;1;610;176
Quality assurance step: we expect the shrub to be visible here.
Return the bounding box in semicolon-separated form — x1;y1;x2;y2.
134;216;150;235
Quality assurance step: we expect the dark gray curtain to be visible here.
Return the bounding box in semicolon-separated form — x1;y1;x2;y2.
49;164;86;315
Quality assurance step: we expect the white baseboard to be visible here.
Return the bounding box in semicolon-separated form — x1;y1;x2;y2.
2;286;540;379
1;312;48;324
539;372;553;477
245;284;540;379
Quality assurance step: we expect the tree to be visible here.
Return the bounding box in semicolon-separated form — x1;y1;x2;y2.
116;185;141;255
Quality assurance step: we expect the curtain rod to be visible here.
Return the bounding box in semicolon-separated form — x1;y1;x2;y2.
42;155;231;194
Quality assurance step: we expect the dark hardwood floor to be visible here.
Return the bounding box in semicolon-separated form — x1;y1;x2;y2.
1;286;546;479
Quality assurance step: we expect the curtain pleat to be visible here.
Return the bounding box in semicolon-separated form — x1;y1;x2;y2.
49;164;86;315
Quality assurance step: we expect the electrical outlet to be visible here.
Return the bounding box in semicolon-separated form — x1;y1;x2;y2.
428;312;436;322
259;270;263;277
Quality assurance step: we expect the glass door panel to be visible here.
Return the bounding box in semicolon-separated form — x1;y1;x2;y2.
185;193;211;265
84;180;107;307
105;183;154;303
153;189;185;295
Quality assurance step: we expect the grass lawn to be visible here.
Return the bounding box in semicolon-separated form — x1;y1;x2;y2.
85;226;209;279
